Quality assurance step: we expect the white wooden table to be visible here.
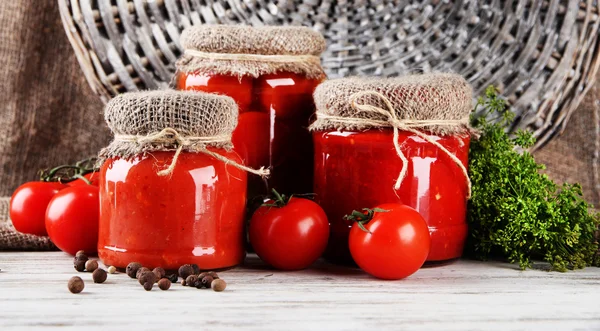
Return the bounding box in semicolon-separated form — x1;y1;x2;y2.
1;252;599;331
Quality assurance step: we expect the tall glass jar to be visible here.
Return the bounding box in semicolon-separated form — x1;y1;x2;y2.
176;25;326;198
310;74;474;264
98;90;250;270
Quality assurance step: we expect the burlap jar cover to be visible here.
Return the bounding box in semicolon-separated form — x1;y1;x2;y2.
99;90;269;177
310;73;474;196
176;25;327;79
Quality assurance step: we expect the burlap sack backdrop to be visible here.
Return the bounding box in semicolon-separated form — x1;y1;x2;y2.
0;0;107;250
176;25;327;79
100;90;268;177
310;73;473;195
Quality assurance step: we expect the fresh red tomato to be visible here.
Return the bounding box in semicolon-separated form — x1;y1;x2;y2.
249;193;329;270
68;172;100;186
45;185;99;255
348;203;431;280
231;112;270;169
177;72;254;113
257;73;320;119
9;182;68;236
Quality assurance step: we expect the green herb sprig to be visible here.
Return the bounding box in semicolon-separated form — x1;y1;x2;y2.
466;86;600;271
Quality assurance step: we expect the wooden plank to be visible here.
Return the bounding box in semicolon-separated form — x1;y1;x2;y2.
0;252;599;330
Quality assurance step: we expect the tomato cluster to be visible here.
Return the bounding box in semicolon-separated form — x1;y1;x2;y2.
248;190;431;280
9;160;100;256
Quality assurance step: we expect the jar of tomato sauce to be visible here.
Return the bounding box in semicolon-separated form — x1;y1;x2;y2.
175;25;326;198
98;90;266;270
310;74;473;264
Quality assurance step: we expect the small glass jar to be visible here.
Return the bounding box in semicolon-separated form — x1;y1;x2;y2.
177;72;320;197
98;90;249;270
99;150;247;270
314;129;470;264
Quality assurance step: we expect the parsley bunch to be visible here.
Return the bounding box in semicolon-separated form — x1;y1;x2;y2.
466;86;600;271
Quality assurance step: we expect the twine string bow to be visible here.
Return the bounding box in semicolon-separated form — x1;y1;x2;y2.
115;128;270;177
345;91;472;199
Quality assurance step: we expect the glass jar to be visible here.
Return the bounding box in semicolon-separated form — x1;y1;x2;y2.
314;129;470;264
98;150;247;270
177;72;321;197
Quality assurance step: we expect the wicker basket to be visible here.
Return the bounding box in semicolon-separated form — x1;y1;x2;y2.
58;0;600;150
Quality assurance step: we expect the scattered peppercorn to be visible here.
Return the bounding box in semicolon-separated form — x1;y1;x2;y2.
138;271;157;286
178;264;194;279
74;259;86;272
68;276;85;293
136;267;151;280
126;262;142;279
201;275;214;288
107;266;117;274
85;260;98;272
185;275;198;287
211;279;226;292
181;279;187;286
152;267;165;280
75;250;87;259
166;274;178;283
143;282;153;291
92;268;107;283
158;278;171;291
191;264;200;275
198;272;207;280
194;280;204;289
207;271;219;279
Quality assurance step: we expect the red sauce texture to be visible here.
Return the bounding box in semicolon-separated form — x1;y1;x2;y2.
177;72;320;197
313;129;470;264
98;150;247;269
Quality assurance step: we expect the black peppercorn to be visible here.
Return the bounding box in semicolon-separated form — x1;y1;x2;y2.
92;269;107;283
68;276;84;294
158;278;171;291
181;279;187;286
143;281;153;291
75;250;87;260
178;264;194;279
194;279;204;289
201;275;214;288
185;275;198;287
136;267;151;280
85;260;98;272
126;262;143;279
191;264;200;275
166;274;178;283
152;267;165;280
73;259;86;272
198;272;207;280
138;271;157;286
207;271;219;279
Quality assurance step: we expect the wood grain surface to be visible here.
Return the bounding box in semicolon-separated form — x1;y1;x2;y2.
1;252;599;331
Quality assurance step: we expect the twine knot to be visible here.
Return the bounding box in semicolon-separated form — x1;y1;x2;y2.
348;91;472;199
114;128;270;178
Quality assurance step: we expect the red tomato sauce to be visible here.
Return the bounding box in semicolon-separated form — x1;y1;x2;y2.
177;72;321;197
313;129;470;264
98;150;247;270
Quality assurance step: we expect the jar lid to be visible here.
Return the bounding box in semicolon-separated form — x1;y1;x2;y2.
177;25;326;79
101;90;238;158
180;25;326;56
310;73;473;135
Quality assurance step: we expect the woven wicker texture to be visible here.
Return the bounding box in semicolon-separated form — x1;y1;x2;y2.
311;73;472;134
58;0;600;151
101;90;238;159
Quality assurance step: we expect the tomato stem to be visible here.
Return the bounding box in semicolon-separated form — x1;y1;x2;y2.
39;157;99;183
73;174;92;185
343;208;389;234
261;189;292;208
